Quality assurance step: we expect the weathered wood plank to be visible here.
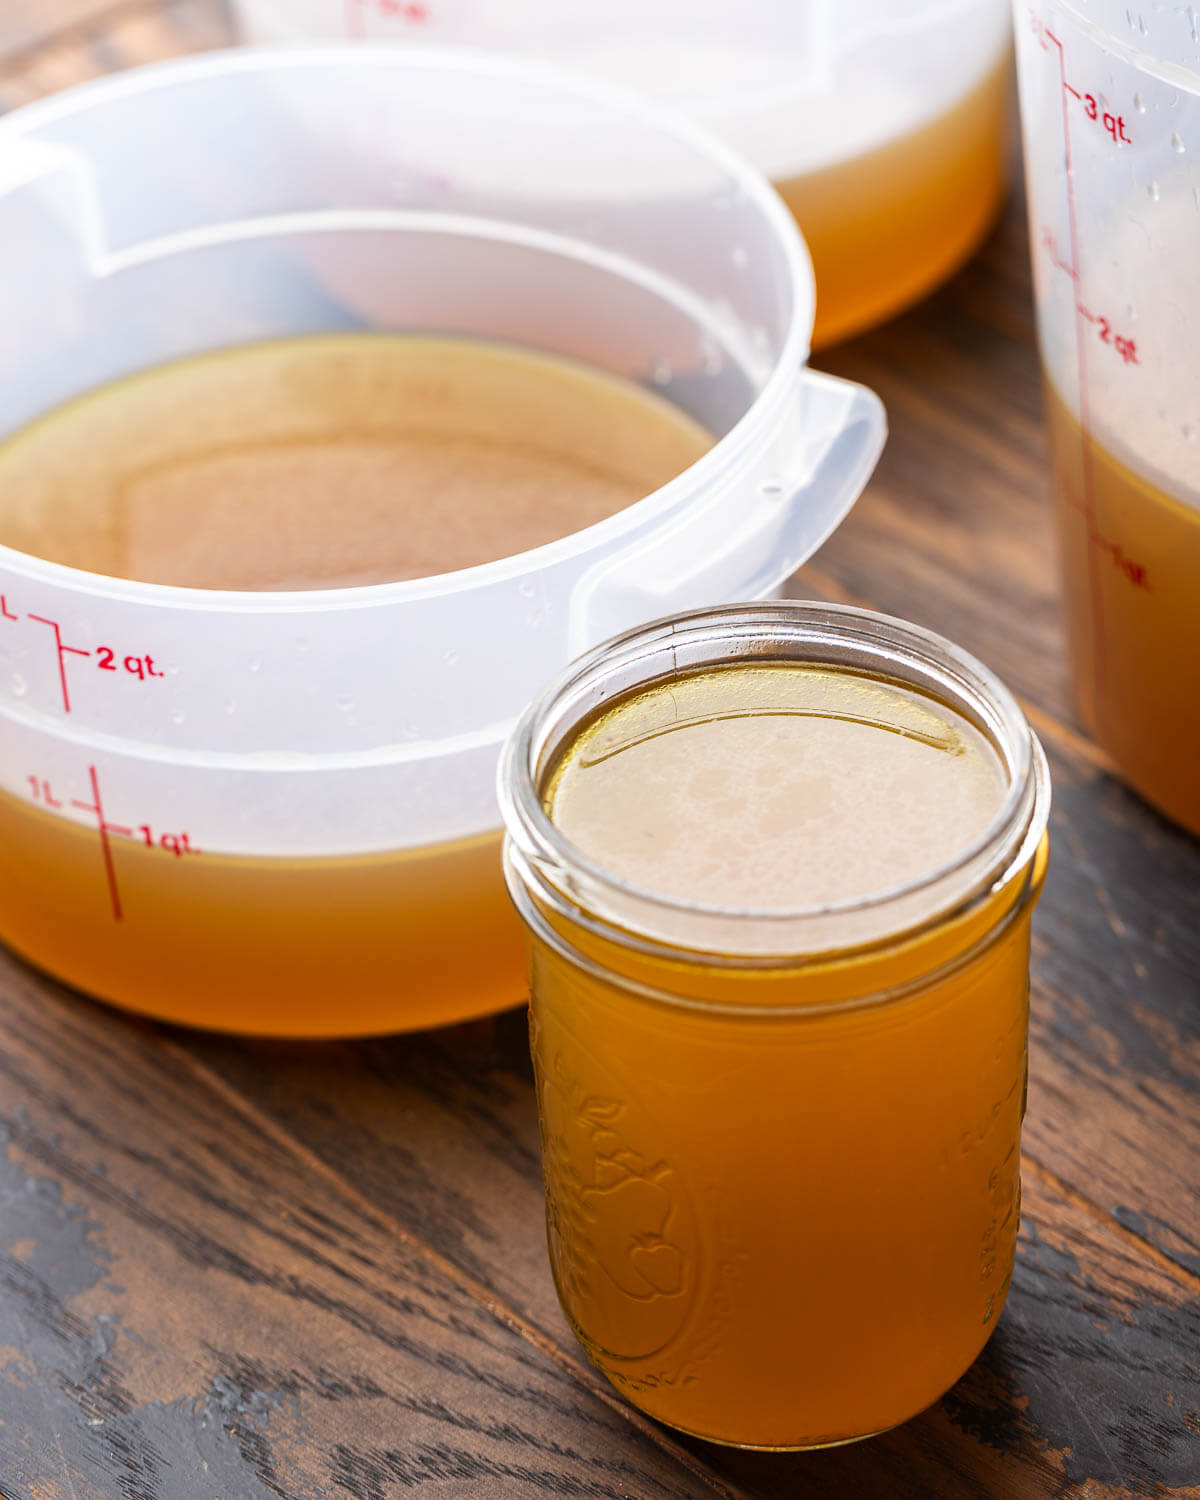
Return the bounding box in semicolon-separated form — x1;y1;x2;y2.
0;8;1196;1500
182;995;1200;1497
0;0;231;111
0;961;738;1500
710;1157;1200;1500
805;196;1071;728
0;0;140;64
1026;746;1200;1279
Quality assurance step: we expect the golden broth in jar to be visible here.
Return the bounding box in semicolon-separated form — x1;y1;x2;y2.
501;604;1050;1448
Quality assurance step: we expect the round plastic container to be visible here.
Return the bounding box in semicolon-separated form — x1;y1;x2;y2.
1015;2;1200;833
232;1;1015;347
0;48;884;1035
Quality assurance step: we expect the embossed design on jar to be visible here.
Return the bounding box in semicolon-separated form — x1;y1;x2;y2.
530;1010;699;1363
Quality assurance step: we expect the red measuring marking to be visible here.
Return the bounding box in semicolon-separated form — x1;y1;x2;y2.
378;0;431;17
1;592;165;712
1034;13;1118;691
27;614;91;714
1076;306;1139;365
1031;13;1132;145
1039;231;1140;367
344;0;430;31
69;765;131;923
28;765;200;923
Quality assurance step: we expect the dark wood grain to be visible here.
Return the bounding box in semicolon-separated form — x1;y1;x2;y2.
0;0;230;111
0;6;1197;1498
803;220;1070;731
0;957;738;1500
181;996;1200;1498
0;0;146;65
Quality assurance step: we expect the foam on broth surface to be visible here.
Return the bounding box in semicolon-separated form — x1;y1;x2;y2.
545;662;1007;910
0;334;714;590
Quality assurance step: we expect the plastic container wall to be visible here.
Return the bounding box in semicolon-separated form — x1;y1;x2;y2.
0;49;885;858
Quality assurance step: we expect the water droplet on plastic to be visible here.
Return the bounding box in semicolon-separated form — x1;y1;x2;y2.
443;648;459;667
1133;91;1146;113
1147;179;1160;201
294;637;311;655
336;695;355;713
166;663;181;677
223;699;237;715
170;709;185;725
517;578;537;599
524;610;544;630
759;480;784;498
1172;131;1186;154
9;673;26;697
650;358;672;387
248;654;263;674
731;246;749;269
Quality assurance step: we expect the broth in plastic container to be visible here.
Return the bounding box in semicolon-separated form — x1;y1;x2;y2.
232;1;1016;348
1015;0;1200;833
0;49;884;1035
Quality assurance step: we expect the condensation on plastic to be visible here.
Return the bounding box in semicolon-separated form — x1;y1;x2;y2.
232;1;1012;187
0;48;884;857
1015;0;1200;507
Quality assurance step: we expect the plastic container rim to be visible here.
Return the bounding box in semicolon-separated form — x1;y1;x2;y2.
1030;0;1200;87
0;42;816;614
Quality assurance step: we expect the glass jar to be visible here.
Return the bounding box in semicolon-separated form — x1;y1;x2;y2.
499;602;1050;1450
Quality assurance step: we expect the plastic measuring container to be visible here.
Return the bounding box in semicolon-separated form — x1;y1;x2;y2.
0;48;885;1036
1015;3;1200;834
231;1;1015;348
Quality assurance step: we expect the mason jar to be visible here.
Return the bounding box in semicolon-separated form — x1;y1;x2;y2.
499;601;1050;1449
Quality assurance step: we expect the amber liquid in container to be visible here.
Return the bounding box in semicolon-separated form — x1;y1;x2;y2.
500;603;1050;1449
0;334;713;1033
1045;386;1200;836
784;55;1011;349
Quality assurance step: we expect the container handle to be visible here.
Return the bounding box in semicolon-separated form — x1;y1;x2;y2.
567;367;886;655
0;136;103;263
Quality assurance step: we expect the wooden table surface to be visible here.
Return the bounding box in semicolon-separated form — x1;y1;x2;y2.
1;5;1198;1498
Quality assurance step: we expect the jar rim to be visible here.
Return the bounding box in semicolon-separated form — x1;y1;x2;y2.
497;601;1050;959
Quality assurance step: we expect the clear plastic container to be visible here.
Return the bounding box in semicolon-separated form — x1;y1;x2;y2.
1015;2;1200;833
231;2;1015;347
0;48;884;1035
